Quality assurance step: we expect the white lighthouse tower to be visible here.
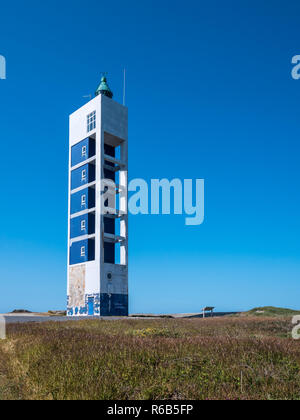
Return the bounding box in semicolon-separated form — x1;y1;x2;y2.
67;76;128;316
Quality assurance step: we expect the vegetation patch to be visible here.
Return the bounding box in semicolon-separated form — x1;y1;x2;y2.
129;327;183;338
241;307;300;317
0;317;299;400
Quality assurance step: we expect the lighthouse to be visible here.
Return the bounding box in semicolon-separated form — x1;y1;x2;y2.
67;76;128;316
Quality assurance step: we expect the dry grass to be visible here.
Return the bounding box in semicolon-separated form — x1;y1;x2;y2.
0;317;299;400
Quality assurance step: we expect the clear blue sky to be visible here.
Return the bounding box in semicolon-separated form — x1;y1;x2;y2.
1;0;300;314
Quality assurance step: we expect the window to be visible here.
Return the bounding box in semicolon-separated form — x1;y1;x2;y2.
81;246;86;257
81;169;87;181
87;111;96;133
81;194;86;206
82;145;87;157
81;220;86;231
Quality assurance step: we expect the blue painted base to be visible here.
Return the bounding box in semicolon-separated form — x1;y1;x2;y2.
100;293;128;316
67;293;128;317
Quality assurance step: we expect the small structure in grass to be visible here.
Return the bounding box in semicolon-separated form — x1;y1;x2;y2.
202;307;215;318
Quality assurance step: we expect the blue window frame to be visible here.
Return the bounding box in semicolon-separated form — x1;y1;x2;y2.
70;187;95;215
71;163;95;190
70;213;95;239
69;239;95;265
71;137;96;167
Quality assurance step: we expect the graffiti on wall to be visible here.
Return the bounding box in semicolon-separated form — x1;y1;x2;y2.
69;265;86;308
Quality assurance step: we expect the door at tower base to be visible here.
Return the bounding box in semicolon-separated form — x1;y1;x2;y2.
67;293;128;317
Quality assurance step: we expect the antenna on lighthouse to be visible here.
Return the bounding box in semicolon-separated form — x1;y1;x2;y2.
83;94;92;101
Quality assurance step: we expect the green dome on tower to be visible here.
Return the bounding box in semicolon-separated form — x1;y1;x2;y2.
95;76;113;98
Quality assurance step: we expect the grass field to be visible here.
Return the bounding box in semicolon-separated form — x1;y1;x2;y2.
0;316;299;400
